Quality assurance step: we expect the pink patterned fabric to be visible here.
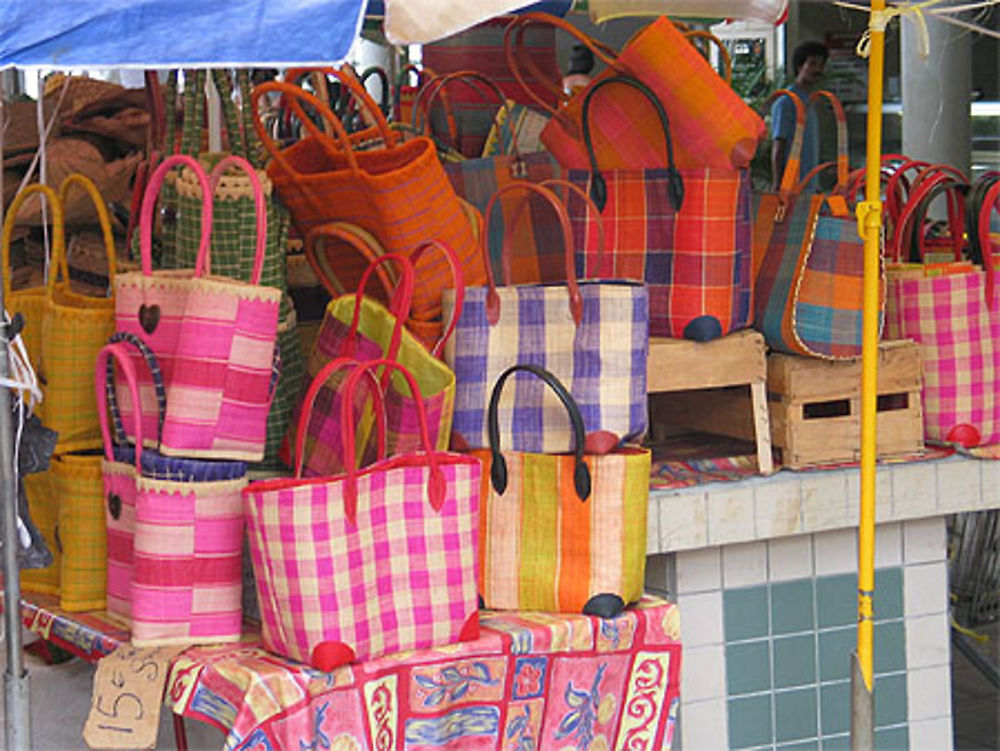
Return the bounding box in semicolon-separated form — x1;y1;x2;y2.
114;154;281;461
887;269;1000;445
245;360;481;669
166;598;682;751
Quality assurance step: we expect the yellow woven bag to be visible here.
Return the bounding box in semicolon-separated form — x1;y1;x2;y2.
19;452;107;611
1;184;66;376
52;450;107;611
37;174;117;452
20;470;60;597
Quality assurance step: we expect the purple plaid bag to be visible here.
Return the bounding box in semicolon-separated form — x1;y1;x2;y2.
443;181;648;453
280;246;457;475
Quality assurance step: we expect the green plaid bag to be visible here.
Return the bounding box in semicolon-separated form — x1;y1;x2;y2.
262;307;306;469
162;69;297;462
163;70;291;300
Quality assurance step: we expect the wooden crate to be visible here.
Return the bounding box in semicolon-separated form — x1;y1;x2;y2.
647;330;773;474
656;340;924;469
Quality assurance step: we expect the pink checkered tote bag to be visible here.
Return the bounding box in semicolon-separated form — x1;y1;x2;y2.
114;153;282;461
97;339;248;644
886;169;1000;445
244;358;481;671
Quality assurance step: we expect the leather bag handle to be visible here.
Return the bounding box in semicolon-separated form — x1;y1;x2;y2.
482;181;583;326
580;74;685;213
340;359;444;527
292;357;388;480
486;363;591;502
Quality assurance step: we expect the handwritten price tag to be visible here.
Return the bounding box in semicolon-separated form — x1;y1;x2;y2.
83;643;185;750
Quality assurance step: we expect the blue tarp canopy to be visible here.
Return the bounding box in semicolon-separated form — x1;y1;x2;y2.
0;0;368;69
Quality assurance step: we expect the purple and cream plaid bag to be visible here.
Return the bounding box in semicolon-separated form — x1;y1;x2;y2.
244;359;481;671
444;181;648;453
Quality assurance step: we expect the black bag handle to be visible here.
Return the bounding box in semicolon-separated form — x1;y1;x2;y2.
487;364;591;502
966;172;1000;265
580;74;685;213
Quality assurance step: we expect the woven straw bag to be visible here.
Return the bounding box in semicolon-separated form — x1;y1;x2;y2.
39;174;118;452
113;154;282;461
98;339;247;644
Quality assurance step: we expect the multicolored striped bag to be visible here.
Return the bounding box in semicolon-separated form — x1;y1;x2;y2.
565;75;753;341
245;359;481;671
444;181;649;453
471;364;650;617
114;153;282;460
752;89;875;359
507;12;764;171
281;247;457;477
250;74;484;330
97;340;247;644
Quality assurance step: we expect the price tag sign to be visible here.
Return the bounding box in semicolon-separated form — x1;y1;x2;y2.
83;643;186;750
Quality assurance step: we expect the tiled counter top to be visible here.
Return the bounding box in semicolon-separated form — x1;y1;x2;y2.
647;452;999;555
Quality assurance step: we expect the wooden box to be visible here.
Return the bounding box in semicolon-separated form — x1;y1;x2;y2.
647;330;773;474
656;340;924;469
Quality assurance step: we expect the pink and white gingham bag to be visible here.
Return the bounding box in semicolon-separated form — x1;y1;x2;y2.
114;153;282;461
885;169;1000;446
97;340;247;646
244;358;482;671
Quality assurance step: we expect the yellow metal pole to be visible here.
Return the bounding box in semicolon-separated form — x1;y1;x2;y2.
853;2;886;748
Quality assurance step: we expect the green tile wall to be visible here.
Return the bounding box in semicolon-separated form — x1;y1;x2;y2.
774;689;818;743
772;580;815;635
874;726;910;750
723;567;908;750
726;586;770;641
728;640;771;695
773;635;816;689
729;694;773;749
819;681;851;736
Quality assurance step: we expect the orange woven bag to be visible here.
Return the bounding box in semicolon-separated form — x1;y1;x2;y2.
251;75;484;328
506;12;764;171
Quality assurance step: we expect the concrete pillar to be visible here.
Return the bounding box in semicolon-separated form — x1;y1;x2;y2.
901;7;971;175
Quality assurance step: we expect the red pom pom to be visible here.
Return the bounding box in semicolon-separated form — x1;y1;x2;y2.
459;610;479;643
311;640;355;672
947;423;981;449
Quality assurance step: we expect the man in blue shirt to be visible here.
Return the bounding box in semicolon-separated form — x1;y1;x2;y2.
771;41;829;190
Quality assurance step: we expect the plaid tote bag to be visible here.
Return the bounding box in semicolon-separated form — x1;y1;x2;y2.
565;75;752;341
245;358;481;671
444;181;648;453
885;169;1000;445
280;244;457;477
507;12;764;171
753;89;877;359
250;72;484;329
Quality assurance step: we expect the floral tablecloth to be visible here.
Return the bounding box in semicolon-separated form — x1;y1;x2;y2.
165;597;682;751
